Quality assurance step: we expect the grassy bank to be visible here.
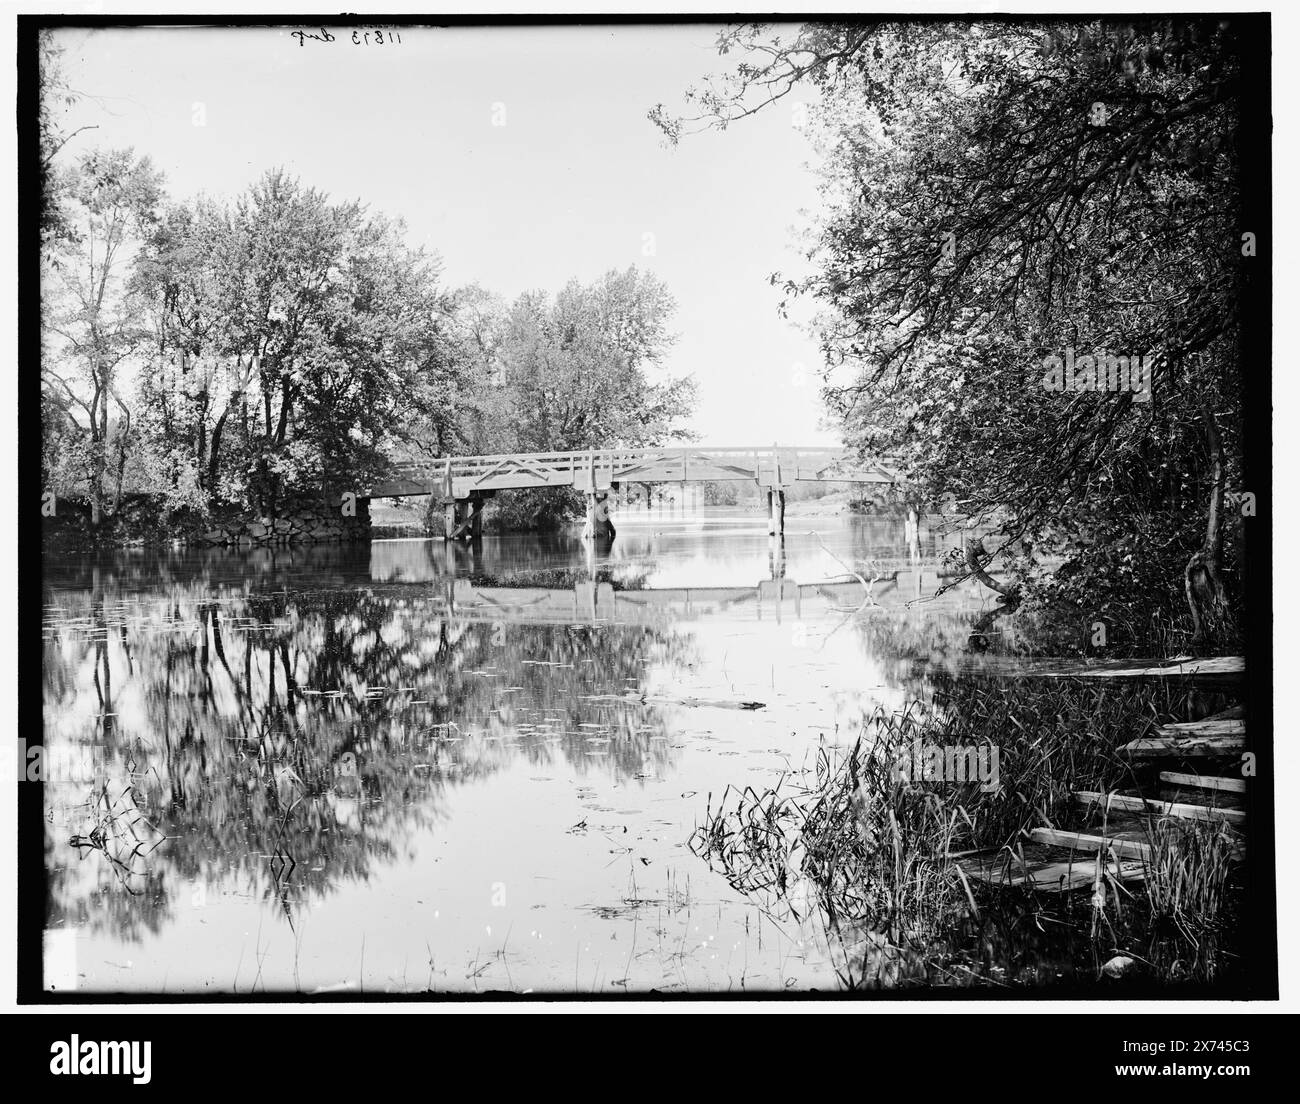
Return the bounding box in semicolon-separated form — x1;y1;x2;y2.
692;676;1248;991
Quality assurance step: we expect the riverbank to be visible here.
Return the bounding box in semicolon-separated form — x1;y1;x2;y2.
693;674;1252;991
42;488;908;549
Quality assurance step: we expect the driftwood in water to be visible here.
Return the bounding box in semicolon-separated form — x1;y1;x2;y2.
647;696;764;711
584;692;765;710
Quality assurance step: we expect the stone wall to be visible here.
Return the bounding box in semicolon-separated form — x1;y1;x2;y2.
199;495;371;547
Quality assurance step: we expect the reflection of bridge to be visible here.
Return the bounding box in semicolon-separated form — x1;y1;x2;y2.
435;571;983;627
366;446;903;540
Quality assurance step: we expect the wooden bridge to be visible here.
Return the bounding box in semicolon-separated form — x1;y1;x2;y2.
365;446;904;539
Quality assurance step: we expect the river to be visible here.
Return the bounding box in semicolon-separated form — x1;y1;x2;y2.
41;507;997;994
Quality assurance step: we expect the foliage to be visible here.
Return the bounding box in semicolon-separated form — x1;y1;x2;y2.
131;169;464;518
37;29;94;247
42;148;167;527
654;19;1255;651
459;267;694;453
42;145;696;540
447;266;696;529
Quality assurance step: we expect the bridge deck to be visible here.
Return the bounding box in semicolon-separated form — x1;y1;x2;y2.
366;446;901;500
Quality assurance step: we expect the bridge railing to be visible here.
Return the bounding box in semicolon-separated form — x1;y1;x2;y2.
372;445;904;497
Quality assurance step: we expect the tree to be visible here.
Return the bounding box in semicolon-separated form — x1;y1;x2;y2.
442;267;696;530
38;29;97;247
42;148;166;529
393;283;489;464
653;20;1252;649
134;169;462;518
482;266;693;453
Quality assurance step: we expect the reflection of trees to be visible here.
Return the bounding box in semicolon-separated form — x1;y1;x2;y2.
42;543;377;595
849;609;981;686
824;516;1025;688
43;557;694;941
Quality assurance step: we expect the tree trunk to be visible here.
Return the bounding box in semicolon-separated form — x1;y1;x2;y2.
207;406;229;493
195;385;209;484
110;437;128;515
274;383;292;445
964;535;1018;600
965;535;1020;651
90;368;107;529
1185;407;1234;649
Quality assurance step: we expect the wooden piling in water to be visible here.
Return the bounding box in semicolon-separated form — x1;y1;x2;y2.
767;488;786;536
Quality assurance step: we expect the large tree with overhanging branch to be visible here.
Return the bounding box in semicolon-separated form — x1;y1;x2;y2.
652;19;1257;650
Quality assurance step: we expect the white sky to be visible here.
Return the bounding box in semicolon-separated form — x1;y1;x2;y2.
50;23;841;447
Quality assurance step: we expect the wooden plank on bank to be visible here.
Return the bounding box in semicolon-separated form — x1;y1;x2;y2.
959;853;1147;892
950;655;1244;688
1156;719;1246;738
1119;733;1245;758
1074;791;1247;827
1027;827;1153;862
1159;771;1247;794
1031;656;1242;681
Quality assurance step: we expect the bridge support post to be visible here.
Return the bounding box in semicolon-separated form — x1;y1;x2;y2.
584;493;605;543
443;500;461;540
767;489;786;537
441;496;485;542
455;494;484;543
469;496;484;542
769;538;786;581
583;492;616;544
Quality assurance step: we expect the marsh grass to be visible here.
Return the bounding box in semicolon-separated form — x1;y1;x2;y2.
691;676;1244;990
1137;817;1241;982
1147;818;1237;920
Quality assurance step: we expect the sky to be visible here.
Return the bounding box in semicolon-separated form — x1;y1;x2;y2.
51;23;842;447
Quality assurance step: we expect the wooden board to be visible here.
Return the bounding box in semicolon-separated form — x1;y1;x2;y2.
1027;827;1152;861
1074;791;1247;827
1119;733;1244;758
1156;719;1245;738
959;852;1147;893
1159;771;1247;794
1067;656;1244;680
952;656;1243;685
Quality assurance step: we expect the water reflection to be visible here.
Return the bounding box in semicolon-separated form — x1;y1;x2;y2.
45;583;692;925
42;511;995;993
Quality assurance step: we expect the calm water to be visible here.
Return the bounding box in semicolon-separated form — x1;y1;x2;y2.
42;509;995;994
